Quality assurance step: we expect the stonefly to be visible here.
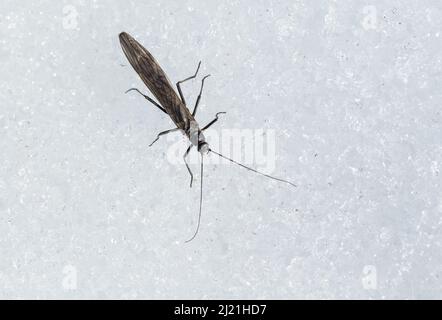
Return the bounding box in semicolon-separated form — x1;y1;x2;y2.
119;32;296;242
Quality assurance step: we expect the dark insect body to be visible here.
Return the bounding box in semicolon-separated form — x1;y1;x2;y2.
119;32;295;242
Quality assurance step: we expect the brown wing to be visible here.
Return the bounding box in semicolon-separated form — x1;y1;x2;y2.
119;32;191;130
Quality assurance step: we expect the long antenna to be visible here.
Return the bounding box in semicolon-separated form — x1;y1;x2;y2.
209;149;296;188
185;154;204;243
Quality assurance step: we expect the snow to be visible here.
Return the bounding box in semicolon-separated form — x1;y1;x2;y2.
0;0;441;299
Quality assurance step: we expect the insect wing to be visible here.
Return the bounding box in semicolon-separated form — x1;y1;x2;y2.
119;32;188;128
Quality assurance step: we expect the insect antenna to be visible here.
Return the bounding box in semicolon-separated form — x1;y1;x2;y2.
185;153;204;243
209;149;296;188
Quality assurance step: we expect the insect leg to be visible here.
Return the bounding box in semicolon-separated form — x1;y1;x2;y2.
183;145;194;188
192;75;211;116
125;88;167;114
176;61;201;105
201;112;227;131
149;128;179;147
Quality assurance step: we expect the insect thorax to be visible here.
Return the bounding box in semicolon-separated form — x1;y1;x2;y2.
188;121;209;154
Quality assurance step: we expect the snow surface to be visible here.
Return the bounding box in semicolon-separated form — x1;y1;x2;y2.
0;0;441;299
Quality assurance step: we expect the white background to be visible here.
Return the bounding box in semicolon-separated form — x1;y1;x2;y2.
0;0;441;299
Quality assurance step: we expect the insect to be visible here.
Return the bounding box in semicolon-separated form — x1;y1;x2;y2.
119;32;296;242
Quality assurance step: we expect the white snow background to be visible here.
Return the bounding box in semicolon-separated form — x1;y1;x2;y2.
0;0;441;299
